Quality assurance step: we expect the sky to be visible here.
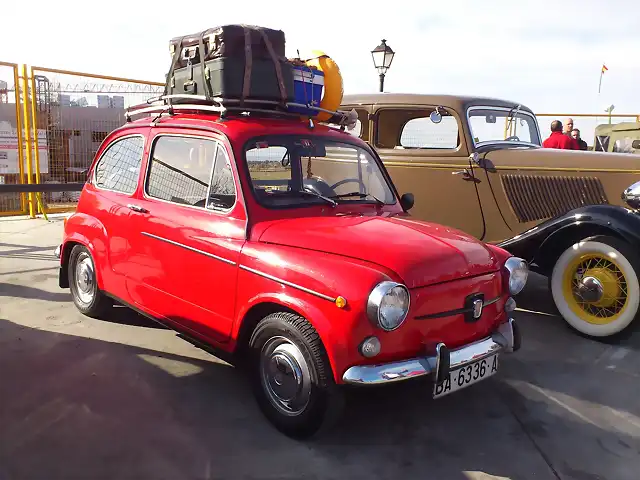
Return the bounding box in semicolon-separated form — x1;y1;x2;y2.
1;0;639;138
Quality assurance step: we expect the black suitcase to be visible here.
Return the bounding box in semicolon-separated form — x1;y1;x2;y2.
169;25;286;70
164;24;293;105
168;56;294;103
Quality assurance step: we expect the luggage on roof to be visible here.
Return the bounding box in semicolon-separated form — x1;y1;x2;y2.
165;24;294;105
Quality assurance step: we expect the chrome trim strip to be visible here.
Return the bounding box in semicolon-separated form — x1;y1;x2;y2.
415;295;501;320
141;232;236;265
54;244;61;259
239;265;336;303
342;318;518;385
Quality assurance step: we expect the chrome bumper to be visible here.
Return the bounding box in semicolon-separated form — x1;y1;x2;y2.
342;318;520;385
54;244;61;259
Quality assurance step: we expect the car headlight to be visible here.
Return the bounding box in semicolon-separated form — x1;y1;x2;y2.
622;180;640;210
504;257;529;295
367;281;410;331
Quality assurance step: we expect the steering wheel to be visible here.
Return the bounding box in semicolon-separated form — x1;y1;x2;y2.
505;135;520;142
329;178;367;191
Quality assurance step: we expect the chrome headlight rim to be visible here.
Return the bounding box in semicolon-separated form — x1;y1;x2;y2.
366;280;411;332
504;256;529;296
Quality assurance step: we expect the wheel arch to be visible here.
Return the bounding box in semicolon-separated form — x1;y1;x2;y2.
533;223;627;276
233;295;344;382
59;237;96;289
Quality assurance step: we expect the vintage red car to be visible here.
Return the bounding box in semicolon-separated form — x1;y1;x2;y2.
54;97;528;439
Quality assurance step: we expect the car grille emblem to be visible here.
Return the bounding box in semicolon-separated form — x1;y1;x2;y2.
472;299;484;319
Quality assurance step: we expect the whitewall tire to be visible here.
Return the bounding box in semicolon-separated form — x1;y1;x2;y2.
550;235;640;339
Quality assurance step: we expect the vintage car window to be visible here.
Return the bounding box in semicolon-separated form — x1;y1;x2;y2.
467;107;541;146
594;135;610;152
146;135;222;209
374;109;459;149
207;143;236;210
399;116;459;149
93;136;144;194
612;137;635;153
244;135;396;208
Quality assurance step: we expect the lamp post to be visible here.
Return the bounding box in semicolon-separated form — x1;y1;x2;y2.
371;39;395;93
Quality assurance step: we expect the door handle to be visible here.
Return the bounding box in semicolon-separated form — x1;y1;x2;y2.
127;204;148;213
452;169;481;183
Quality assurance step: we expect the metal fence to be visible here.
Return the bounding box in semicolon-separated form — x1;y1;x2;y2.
0;61;26;216
0;63;163;217
0;62;639;218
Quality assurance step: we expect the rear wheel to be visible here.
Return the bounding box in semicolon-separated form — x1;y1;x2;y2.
248;312;344;439
68;245;112;318
550;235;640;339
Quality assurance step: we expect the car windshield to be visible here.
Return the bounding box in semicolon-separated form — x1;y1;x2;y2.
467;106;541;147
244;135;396;208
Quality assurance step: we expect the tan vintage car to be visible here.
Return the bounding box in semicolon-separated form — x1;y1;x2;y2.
339;93;640;340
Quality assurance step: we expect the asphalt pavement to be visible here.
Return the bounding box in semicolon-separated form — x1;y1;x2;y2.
1;216;639;480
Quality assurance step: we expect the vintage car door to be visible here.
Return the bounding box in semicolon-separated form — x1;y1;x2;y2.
357;104;486;239
124;130;246;343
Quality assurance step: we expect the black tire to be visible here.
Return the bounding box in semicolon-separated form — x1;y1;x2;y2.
68;245;112;318
248;312;345;439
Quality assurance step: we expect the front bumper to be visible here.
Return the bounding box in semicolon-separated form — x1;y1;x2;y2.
342;318;520;385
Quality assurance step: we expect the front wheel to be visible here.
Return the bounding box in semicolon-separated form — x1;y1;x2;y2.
248;312;345;439
68;245;112;318
550;235;640;339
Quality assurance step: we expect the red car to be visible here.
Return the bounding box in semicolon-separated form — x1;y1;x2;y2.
54;99;528;439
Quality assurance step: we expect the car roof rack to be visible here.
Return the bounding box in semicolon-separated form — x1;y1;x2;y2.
124;94;358;131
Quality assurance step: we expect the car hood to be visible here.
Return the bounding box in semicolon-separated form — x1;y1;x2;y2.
484;145;640;169
257;215;500;289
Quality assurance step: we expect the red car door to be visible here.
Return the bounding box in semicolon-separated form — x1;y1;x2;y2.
81;132;147;300
125;131;246;344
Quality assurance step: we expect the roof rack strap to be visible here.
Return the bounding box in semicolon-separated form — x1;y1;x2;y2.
256;26;287;106
241;26;252;106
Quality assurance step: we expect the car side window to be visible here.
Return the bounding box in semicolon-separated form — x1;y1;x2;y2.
207;144;236;210
375;108;460;149
93;136;144;194
399;116;459;149
146;135;235;210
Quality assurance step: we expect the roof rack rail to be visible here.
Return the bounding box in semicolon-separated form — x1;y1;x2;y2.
124;94;358;130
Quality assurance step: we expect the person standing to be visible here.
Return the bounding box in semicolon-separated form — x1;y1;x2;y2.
571;128;588;150
563;118;574;136
543;120;580;149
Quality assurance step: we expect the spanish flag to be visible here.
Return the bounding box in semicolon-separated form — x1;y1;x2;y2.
598;63;608;93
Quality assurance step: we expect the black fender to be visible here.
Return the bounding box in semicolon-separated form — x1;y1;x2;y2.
496;204;640;275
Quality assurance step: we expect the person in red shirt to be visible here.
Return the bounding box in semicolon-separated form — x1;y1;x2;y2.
543;120;580;149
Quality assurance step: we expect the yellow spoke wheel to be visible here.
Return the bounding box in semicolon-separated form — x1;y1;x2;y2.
550;236;640;338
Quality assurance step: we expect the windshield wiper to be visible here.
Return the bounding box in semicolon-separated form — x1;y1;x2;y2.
295;190;338;207
331;192;384;206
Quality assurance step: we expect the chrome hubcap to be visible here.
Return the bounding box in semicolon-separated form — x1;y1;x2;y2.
259;336;311;416
577;276;604;303
75;255;95;304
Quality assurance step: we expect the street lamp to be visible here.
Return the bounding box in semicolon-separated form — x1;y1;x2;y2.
371;39;395;92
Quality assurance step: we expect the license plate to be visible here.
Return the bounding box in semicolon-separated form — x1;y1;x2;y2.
432;353;499;399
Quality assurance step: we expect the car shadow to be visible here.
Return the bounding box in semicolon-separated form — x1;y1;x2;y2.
0;282;72;302
105;304;168;330
1;318;639;480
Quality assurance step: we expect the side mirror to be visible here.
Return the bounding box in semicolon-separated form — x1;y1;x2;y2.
400;192;414;212
632;140;640;150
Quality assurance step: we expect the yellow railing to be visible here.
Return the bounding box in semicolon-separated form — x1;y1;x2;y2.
1;62;639;218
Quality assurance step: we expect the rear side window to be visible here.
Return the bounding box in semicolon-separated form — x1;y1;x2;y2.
145;135;236;210
93;136;144;194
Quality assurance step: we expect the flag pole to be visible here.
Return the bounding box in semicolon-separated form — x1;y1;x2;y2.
598;68;603;94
